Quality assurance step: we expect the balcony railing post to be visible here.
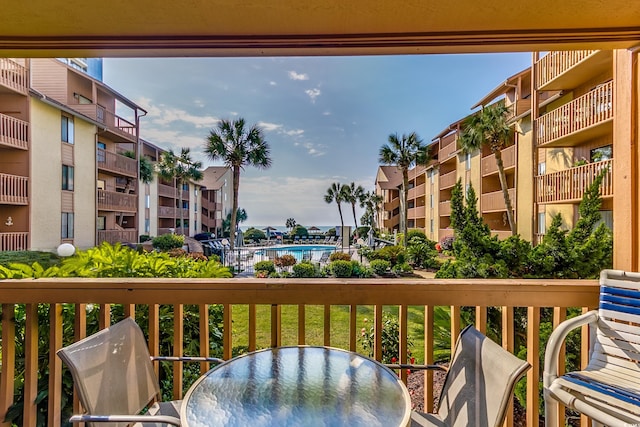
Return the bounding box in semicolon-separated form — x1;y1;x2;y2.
527;307;541;427
48;304;63;427
0;304;16;427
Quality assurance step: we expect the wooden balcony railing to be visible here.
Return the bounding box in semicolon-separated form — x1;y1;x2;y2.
408;205;425;219
0;172;28;204
158;183;177;198
535;159;613;204
439;170;457;189
157;227;188;235
408;182;425;200
439;200;451;216
0;58;28;94
535;50;599;89
383;198;400;212
481;188;516;212
97;190;137;212
97;229;138;245
438;228;454;240
0;113;29;150
491;230;512;240
536;81;613;147
0;278;600;427
71;104;137;142
0;232;28;251
439;136;458;160
482;145;516;176
96;148;137;178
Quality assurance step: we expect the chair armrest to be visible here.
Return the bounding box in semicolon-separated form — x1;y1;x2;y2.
543;310;598;388
384;363;447;371
70;414;181;425
152;356;225;364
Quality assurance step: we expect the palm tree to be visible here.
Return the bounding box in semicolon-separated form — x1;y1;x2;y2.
223;208;248;237
285;217;296;232
379;132;430;246
360;191;383;229
204;118;272;251
341;182;365;230
459;103;516;235
324;182;345;228
156;148;203;235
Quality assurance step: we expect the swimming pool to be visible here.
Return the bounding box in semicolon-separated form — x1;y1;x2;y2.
255;245;337;262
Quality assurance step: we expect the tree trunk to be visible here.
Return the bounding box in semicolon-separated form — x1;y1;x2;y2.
401;167;409;247
495;150;517;235
352;203;358;230
337;203;344;228
229;166;241;252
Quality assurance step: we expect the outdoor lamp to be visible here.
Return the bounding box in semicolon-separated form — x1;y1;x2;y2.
57;243;76;257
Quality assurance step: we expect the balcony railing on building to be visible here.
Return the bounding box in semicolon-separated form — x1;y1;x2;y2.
481;188;516;212
536;81;613;147
0;277;600;427
535;159;613;204
535;50;606;90
158;227;188;235
97;190;137;212
482;145;516;176
158;206;189;219
0;113;29;150
438;133;458;160
0;173;28;205
97;229;138;245
96;148;137;178
383;198;400;212
0;58;28;94
439;200;451;216
407;182;425;200
439;170;457;189
0;231;28;251
71;104;137;143
408;205;425;219
158;183;177;198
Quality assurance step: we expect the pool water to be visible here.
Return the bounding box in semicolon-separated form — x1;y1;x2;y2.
255;245;337;262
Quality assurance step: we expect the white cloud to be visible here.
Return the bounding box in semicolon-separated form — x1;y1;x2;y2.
194;99;205;107
137;97;219;128
257;121;283;132
288;71;309;81
283;129;304;137
269;81;277;86
305;88;321;103
322;111;331;116
139;127;205;151
230;111;239;116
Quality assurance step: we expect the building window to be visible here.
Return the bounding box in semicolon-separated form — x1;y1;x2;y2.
97;142;106;162
145;195;150;209
430;194;434;208
596;210;613;230
145;218;150;233
97;179;105;190
182;183;189;191
74;93;92;104
538;162;546;176
537;212;546;235
61;115;74;144
97;216;106;231
62;213;74;239
430;218;434;233
194;189;198;197
62;165;74;191
465;152;471;170
182;201;189;209
194;202;198;212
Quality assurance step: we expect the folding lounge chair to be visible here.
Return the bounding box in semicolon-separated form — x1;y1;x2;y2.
410;325;530;427
57;317;223;427
544;269;640;426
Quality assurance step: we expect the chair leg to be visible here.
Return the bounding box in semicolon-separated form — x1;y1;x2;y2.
544;390;559;427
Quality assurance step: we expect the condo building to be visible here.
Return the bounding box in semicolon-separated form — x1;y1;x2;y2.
199;166;233;238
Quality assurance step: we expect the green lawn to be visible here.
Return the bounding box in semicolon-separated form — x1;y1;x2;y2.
231;304;451;363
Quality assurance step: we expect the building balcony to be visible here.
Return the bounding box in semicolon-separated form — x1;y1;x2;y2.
0;172;28;205
439;200;451;216
383;216;399;230
158;206;189;219
0;113;29;150
71;103;138;143
408;205;425;219
535;50;612;91
0;277;599;426
97;229;138;245
439;170;457;189
535;159;613;204
96;148;137;178
0;58;28;95
438;134;458;161
482;145;515;176
0;231;28;250
158;183;177;198
97;190;137;212
536;81;613;147
407;182;425;200
438;228;454;240
383;198;400;211
158;227;188;235
491;230;512;240
481;188;516;213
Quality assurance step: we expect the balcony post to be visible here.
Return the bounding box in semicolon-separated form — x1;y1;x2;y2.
612;49;639;270
0;304;15;427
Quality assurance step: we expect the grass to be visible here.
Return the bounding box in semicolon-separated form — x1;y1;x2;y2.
0;250;61;269
231;304;452;364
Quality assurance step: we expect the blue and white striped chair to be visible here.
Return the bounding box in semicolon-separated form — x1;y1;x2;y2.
544;269;640;426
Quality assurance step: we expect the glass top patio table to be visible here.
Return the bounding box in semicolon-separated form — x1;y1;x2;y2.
181;346;411;427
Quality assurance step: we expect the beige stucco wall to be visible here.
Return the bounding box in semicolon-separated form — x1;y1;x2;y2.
29;98;96;250
516;117;534;241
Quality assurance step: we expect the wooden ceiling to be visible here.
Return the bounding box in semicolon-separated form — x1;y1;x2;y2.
1;0;639;57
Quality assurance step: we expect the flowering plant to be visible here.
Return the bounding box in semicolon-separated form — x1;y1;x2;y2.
358;314;413;364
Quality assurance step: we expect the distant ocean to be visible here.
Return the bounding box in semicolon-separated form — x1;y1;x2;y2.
240;225;338;233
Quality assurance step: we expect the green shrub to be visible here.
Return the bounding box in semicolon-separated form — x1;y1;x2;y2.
392;262;413;275
406;230;428;243
244;227;266;242
406;241;439;269
139;234;152;243
350;261;373;278
359;313;413;364
254;260;276;274
370;245;406;266
330;260;353;277
152;234;185;251
0;251;60;269
274;255;296;269
292;261;316;278
370;259;391;276
329;252;351;262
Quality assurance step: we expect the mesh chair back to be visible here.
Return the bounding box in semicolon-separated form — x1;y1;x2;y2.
57;318;160;427
437;325;530;427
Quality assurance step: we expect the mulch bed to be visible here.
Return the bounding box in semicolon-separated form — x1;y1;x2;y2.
406;368;527;426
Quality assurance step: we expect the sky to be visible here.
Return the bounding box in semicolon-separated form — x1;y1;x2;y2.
103;54;532;228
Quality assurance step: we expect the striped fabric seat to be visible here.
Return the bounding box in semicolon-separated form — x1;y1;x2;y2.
544;270;640;426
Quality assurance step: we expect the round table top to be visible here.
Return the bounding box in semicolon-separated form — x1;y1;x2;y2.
181;346;411;427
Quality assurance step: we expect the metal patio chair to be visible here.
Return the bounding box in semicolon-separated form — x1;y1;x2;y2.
57;317;223;427
410;325;530;427
544;269;640;426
